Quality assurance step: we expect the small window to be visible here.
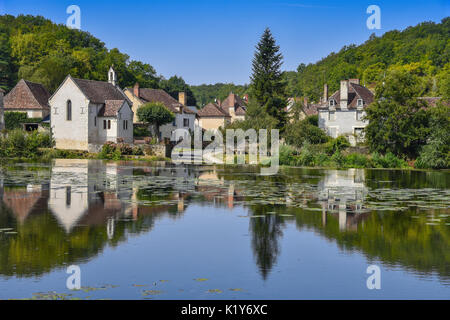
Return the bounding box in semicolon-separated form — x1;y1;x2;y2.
329;111;336;121
66;100;72;121
329;99;335;107
94;117;97;127
172;119;176;126
103;120;107;130
183;118;189;127
357;99;363;107
108;120;111;130
123;120;128;130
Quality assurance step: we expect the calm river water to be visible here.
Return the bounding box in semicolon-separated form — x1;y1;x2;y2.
0;160;448;300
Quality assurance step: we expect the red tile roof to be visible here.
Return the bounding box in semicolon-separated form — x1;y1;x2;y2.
197;103;231;117
4;79;50;111
130;88;195;114
220;92;247;116
98;100;125;117
323;82;374;109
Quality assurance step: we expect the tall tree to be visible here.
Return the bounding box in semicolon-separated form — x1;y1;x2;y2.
250;28;287;128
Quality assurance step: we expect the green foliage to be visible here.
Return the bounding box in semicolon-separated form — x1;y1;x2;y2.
137;102;175;141
137;102;175;127
279;144;297;166
371;152;408;168
365;69;430;158
249;28;287;130
4;112;28;130
284;119;329;148
0;14;161;92
285;18;450;101
415;102;450;169
191;83;249;107
0;129;53;158
324;136;351;155
133;125;150;138
160;76;197;106
98;142;121;160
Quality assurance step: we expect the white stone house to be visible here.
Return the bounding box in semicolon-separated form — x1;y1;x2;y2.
318;79;374;146
124;84;196;140
49;67;134;152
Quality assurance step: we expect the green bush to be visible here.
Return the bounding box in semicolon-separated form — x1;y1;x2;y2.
344;153;370;168
133;125;150;138
371;152;408;168
284;120;328;148
279;144;297;165
4;112;27;130
325;136;350;155
415;144;448;169
0;129;53;158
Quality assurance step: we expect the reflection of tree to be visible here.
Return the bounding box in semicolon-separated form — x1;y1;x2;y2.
249;206;285;280
291;207;450;282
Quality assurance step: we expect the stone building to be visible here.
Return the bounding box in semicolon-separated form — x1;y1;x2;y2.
49;67;134;152
318;79;374;146
124;84;196;140
219;92;247;122
3;79;51;118
196;102;231;131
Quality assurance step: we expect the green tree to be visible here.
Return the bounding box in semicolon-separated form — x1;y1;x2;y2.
161;76;197;106
365;69;430;158
137;102;175;142
250;28;287;129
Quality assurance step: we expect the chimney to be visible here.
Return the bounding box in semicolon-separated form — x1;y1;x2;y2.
133;83;140;97
217;99;221;107
349;79;360;85
323;84;328;103
340;80;349;109
229;93;235;107
178;92;187;106
0;88;4;131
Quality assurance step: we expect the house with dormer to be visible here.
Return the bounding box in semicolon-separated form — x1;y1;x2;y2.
49;67;134;152
124;83;196;140
318;79;374;146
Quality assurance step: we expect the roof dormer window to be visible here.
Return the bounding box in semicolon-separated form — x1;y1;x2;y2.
357;99;363;107
329;99;336;107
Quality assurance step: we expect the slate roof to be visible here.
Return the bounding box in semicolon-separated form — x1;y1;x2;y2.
98;100;125;117
71;78;128;104
418;97;450;107
4;79;50;111
197;103;231;117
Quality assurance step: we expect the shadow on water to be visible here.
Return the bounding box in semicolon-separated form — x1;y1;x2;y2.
0;160;448;284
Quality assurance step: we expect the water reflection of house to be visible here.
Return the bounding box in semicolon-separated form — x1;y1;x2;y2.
197;169;243;209
318;169;368;231
48;159;133;234
0;183;49;223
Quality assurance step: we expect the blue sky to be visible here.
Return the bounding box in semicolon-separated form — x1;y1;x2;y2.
1;0;449;85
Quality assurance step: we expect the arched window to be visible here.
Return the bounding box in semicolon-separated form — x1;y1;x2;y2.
66;100;72;121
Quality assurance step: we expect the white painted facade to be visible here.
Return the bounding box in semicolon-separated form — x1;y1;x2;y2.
49;75;133;152
160;110;196;140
